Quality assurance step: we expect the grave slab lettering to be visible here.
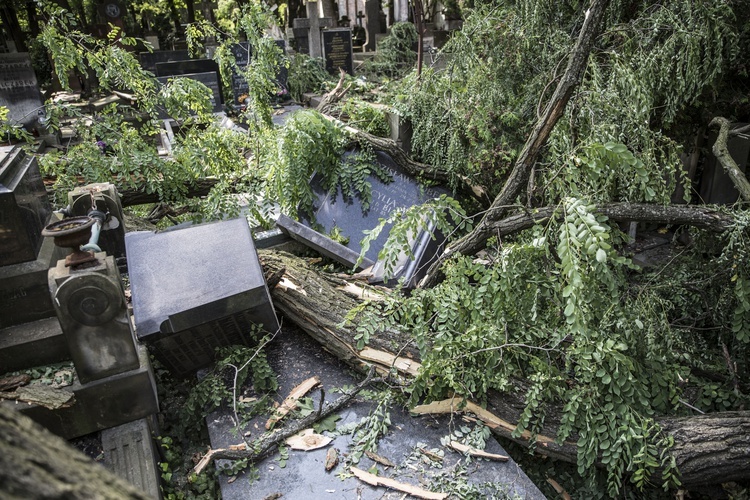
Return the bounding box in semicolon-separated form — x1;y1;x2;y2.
125;218;279;376
300;149;447;287
0;53;44;131
322;28;354;76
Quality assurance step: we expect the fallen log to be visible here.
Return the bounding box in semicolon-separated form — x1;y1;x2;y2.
258;250;750;487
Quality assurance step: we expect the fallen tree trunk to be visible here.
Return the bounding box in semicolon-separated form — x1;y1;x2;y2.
259;249;750;487
0;405;149;499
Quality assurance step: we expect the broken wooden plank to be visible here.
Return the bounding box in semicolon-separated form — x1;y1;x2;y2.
265;376;321;430
350;466;448;500
359;348;421;377
447;441;509;462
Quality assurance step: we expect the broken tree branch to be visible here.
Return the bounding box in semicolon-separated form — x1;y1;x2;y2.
265;376;321;429
193;367;381;471
419;0;611;287
447;441;510;462
709;117;750;203
350;466;449;500
259;249;750;487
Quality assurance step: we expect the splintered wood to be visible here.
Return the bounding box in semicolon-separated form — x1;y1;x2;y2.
350;466;449;500
447;441;509;461
265;376;321;429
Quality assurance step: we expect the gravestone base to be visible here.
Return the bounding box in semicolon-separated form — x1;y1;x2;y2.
0;231;67;330
4;343;159;440
101;417;162;499
0;317;69;373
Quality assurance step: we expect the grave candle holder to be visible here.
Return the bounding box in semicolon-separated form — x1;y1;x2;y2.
41;216;98;267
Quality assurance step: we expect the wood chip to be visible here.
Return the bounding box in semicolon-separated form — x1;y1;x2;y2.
0;374;31;392
350;467;448;500
266;376;321;429
285;428;332;451
4;385;75;410
358;348;422;377
447;441;509;461
547;478;572;500
325;447;339;471
365;450;396;467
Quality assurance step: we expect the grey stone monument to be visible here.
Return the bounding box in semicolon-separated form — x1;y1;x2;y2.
126;217;280;376
0;53;44;131
292;1;334;59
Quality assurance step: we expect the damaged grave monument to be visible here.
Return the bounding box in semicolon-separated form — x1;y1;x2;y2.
126;217;280;376
0;145;69;369
1;181;158;440
277;149;448;287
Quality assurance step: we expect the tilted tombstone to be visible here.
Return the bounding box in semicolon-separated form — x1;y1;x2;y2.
298;149;448;287
125;218;280;376
322;28;354;76
292;3;335;59
0;53;44;131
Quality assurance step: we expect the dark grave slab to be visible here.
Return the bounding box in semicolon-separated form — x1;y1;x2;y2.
5;344;158;439
101;418;162;499
0;53;44;130
323;28;354;76
300;150;447;287
229;41;288;106
155;58;223;104
0;145;51;266
0;223;66;329
292;27;310;54
138;50;190;72
125;218;280;376
276;213;374;270
0;317;69;373
207;325;546;499
156;71;223;117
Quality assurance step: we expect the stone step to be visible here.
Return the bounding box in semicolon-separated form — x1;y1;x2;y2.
101;417;162;499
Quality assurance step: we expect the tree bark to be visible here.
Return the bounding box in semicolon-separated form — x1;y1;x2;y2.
258;249;750;487
709;117;750;203
0;405;149;499
419;0;610;287
118;178;218;206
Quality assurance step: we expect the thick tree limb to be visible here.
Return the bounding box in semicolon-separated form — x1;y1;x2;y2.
709;117;750;203
0;405;149;499
258;250;750;487
419;0;610;287
487;203;734;238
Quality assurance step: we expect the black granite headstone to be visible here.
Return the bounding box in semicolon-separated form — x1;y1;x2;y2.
322;28;354;76
156;71;223;116
300;150;447;286
229;41;288;106
0;145;51;266
138;50;190;72
0;53;44;130
125;218;279;376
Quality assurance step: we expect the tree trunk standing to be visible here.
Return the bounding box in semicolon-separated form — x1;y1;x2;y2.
258;250;750;487
166;0;183;36
186;0;196;24
419;0;610;288
0;405;150;499
25;0;40;37
0;6;27;51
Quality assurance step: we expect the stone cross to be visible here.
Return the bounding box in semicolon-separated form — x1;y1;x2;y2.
293;0;334;59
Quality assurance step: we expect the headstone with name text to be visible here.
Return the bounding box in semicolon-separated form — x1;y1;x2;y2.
0;53;44;131
229;41;288;106
322;28;354;76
